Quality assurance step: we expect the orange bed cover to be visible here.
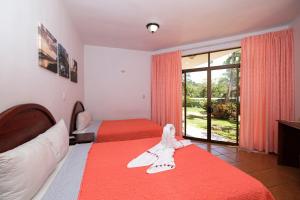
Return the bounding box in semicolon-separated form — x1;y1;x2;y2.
96;119;162;142
79;137;274;200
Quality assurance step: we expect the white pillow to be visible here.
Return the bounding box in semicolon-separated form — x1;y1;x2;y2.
40;119;69;162
0;135;57;200
76;111;92;131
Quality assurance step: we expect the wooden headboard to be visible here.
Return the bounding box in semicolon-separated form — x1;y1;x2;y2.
69;101;85;135
0;104;56;153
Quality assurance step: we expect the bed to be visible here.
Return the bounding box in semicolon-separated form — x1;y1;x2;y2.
79;137;274;200
69;101;162;142
0;103;275;200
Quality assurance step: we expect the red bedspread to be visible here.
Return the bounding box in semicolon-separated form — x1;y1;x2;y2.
79;138;274;200
96;119;162;142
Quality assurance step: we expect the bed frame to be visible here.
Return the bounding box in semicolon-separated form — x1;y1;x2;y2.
69;101;85;135
0;104;56;153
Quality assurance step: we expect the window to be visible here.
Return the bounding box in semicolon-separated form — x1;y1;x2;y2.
182;47;240;145
182;53;208;70
210;48;241;67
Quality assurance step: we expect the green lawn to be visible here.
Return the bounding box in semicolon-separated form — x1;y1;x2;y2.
183;106;237;142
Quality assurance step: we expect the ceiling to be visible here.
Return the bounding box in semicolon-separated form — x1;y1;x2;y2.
63;0;300;51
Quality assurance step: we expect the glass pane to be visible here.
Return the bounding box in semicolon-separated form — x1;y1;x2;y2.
237;68;240;143
185;71;207;139
210;48;241;67
182;53;208;70
211;68;238;143
182;73;185;135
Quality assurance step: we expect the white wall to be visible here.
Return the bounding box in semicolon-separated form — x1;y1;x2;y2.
293;16;300;121
84;45;151;120
0;0;84;128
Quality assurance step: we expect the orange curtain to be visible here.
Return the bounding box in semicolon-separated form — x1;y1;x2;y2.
151;51;182;135
240;29;295;153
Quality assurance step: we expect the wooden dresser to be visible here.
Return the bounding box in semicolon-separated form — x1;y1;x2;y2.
277;120;300;168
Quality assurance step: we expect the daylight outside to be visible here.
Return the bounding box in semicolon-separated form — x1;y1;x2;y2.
182;48;240;143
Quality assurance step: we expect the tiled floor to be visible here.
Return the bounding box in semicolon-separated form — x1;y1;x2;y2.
193;141;300;200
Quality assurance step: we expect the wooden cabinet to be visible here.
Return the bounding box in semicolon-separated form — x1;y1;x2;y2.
75;132;95;144
69;132;95;145
277;120;300;168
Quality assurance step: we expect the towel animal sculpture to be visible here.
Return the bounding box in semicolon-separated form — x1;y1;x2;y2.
127;124;192;174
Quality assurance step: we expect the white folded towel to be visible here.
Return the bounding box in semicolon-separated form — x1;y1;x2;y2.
127;124;191;174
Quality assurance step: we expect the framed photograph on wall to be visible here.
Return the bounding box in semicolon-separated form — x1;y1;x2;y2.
58;43;70;78
70;59;78;83
38;24;57;73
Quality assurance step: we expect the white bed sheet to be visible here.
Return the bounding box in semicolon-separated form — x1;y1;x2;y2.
32;146;74;200
72;120;101;137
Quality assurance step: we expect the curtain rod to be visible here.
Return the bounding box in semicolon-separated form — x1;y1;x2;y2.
153;24;290;55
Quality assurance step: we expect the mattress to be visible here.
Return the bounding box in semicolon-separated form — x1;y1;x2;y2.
34;144;91;200
73;120;102;139
32;146;75;200
79;137;274;200
96;118;162;142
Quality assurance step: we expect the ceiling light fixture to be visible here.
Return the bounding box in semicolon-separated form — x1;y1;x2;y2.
146;23;160;33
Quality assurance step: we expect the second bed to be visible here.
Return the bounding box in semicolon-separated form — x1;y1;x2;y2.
70;101;162;142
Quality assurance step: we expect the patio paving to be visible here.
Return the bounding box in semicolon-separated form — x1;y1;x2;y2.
185;126;235;143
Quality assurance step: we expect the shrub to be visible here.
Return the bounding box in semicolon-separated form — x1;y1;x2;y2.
211;101;237;120
185;98;206;109
183;97;239;121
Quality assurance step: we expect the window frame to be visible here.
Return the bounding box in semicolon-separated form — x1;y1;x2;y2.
182;47;241;145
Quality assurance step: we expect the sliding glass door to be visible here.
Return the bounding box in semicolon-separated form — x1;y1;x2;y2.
183;71;208;139
182;48;240;145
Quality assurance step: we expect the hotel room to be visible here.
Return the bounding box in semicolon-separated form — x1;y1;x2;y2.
0;0;300;199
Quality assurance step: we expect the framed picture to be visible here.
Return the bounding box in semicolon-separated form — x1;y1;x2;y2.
58;43;69;78
38;24;57;73
70;59;78;83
